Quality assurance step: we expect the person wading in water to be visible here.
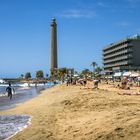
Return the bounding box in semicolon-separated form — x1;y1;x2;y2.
6;83;15;100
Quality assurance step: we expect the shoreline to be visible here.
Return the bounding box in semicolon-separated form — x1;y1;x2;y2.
0;115;31;140
1;84;140;140
0;84;53;111
0;85;54;140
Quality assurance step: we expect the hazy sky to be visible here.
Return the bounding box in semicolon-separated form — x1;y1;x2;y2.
0;0;140;77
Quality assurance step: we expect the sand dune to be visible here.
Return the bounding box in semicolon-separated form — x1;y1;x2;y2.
1;84;140;140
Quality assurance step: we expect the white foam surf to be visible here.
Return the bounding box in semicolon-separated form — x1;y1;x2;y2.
0;115;32;140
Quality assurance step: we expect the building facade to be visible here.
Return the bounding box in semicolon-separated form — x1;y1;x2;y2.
103;35;140;74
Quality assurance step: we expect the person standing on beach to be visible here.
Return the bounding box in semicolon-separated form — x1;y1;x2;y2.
6;83;15;100
93;79;99;89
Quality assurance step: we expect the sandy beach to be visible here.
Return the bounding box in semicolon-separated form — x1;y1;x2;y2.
1;84;140;140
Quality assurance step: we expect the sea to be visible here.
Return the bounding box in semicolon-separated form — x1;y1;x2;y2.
0;82;55;140
0;82;54;96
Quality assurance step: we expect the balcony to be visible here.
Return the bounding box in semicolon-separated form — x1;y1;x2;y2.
103;43;133;55
103;49;133;60
104;60;133;68
103;54;133;64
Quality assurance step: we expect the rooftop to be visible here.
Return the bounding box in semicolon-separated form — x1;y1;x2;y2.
103;34;140;51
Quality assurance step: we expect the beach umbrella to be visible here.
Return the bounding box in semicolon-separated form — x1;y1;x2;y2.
114;72;122;77
130;73;140;77
123;72;131;77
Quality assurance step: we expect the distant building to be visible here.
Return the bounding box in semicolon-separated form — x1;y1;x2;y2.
103;35;140;74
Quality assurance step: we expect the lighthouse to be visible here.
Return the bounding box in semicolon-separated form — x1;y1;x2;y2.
50;18;58;75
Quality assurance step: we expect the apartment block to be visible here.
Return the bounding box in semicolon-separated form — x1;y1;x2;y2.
103;35;140;74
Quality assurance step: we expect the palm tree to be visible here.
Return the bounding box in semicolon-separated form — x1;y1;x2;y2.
90;62;98;73
57;68;67;80
20;74;24;79
95;66;102;74
81;69;91;78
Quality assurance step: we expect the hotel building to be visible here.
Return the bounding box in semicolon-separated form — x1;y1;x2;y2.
103;35;140;74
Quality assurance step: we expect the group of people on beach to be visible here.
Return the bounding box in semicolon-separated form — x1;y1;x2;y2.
64;74;140;92
65;77;100;89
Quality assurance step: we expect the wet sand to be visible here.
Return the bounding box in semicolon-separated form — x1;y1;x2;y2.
1;84;140;140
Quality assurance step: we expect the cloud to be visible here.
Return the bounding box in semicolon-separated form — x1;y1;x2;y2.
97;2;108;7
117;21;131;27
58;9;96;19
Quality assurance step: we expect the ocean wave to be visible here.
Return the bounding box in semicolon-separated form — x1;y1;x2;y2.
0;91;19;97
0;115;32;140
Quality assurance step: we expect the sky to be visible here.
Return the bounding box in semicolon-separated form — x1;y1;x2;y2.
0;0;140;78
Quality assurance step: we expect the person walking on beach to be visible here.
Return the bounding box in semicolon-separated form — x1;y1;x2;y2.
6;83;15;100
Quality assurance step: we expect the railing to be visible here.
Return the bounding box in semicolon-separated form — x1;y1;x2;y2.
103;43;133;55
104;60;133;68
103;49;133;59
103;55;133;64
